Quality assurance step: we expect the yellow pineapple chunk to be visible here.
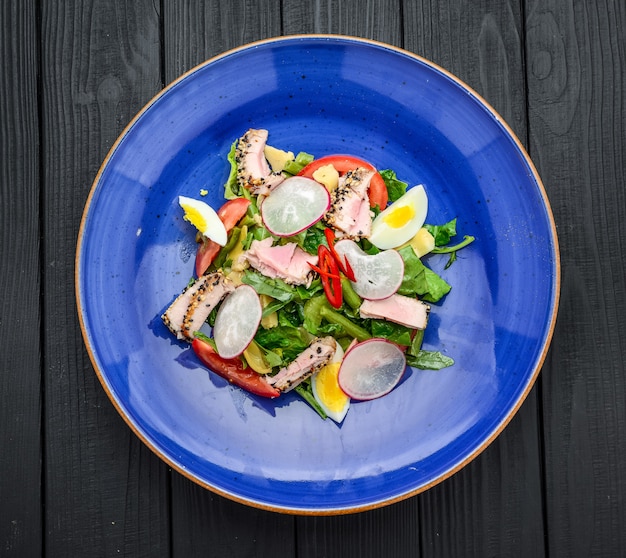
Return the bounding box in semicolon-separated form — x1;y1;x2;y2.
312;164;340;192
264;145;295;173
403;227;435;257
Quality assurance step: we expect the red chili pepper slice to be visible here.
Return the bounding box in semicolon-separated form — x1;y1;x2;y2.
323;228;357;282
317;244;343;309
308;262;341;280
191;338;280;398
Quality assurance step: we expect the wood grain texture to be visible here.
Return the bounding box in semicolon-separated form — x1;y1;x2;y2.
163;0;282;82
170;477;295;557
40;1;169;556
403;2;546;556
281;0;402;45
0;2;42;556
526;0;626;556
297;501;420;558
0;0;619;556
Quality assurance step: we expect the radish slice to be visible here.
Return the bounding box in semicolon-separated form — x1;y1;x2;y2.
261;176;330;236
334;239;404;300
338;338;406;400
213;285;262;359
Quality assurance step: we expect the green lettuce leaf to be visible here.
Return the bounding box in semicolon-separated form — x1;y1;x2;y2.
397;245;451;303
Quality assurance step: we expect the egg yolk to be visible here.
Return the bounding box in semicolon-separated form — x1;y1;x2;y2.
382;204;415;228
315;363;347;412
181;206;207;233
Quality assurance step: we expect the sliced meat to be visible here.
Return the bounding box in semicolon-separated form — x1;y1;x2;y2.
267;336;337;392
324;167;374;239
241;237;318;286
359;293;430;330
162;272;234;341
235;129;285;196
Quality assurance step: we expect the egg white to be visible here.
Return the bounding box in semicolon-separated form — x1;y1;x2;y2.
178;195;228;246
368;185;428;250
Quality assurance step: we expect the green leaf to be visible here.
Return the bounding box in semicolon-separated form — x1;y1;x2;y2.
406;350;454;370
397;245;451;303
254;325;311;363
379;169;408;203
223;140;240;199
282;151;314;175
241;270;296;302
424;218;457;246
370;320;413;346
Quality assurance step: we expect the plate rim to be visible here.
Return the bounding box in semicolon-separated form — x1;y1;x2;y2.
75;34;561;515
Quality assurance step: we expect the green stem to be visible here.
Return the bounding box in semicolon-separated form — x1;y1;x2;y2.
319;306;371;342
294;384;327;419
341;278;362;310
431;235;475;254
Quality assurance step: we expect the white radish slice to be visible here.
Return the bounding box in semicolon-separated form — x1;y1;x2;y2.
261;176;330;236
338;338;406;401
213;285;262;359
334;239;404;300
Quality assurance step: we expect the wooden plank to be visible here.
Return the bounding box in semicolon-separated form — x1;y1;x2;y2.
163;0;283;81
40;1;170;556
162;3;297;555
297;501;420;558
525;1;626;556
282;0;402;45
402;2;546;556
0;2;42;556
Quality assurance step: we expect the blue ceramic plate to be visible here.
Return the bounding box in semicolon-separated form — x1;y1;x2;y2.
76;36;559;514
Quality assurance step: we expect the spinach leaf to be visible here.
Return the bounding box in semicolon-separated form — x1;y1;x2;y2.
406;350;454;370
397;246;451;303
241;270;296;302
254;324;311;363
370;320;413;346
424;218;457;247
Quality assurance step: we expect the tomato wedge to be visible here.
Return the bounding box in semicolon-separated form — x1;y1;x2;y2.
195;198;251;276
192;337;280;398
298;154;388;209
217;197;251;229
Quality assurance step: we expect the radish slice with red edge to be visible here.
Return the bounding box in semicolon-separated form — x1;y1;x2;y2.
338;338;406;400
213;285;262;359
333;239;404;300
261;176;330;236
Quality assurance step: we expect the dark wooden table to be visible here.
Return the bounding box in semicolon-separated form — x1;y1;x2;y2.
2;1;625;556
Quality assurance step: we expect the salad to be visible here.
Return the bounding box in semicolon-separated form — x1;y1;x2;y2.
162;128;474;423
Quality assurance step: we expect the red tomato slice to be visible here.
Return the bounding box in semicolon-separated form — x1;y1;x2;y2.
217;197;250;229
194;198;251;276
192;338;280;398
195;240;221;277
298;155;388;209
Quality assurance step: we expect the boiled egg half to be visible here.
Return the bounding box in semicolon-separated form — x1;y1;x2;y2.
178;195;227;246
312;343;349;423
368;185;428;250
